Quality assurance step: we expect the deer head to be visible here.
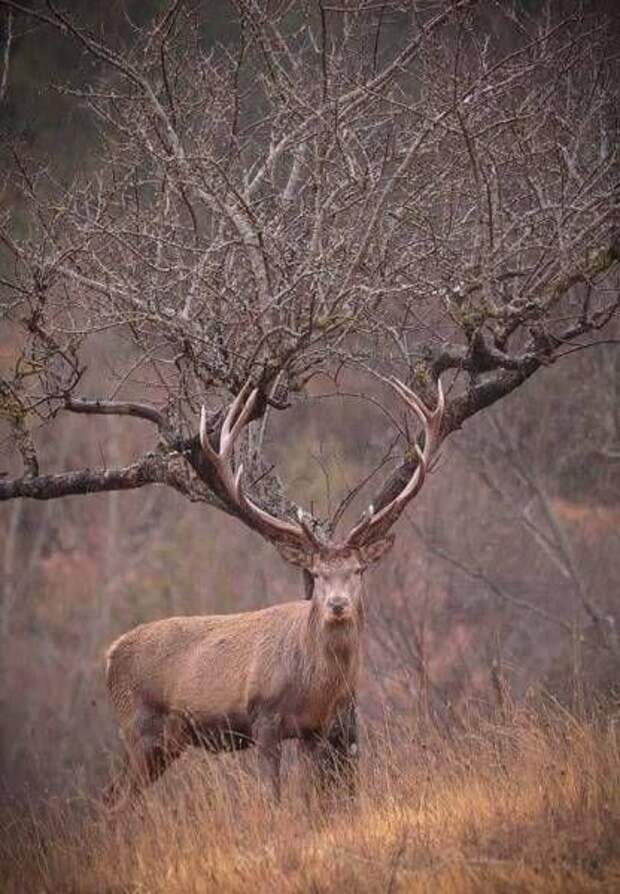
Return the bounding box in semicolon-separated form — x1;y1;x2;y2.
199;377;445;626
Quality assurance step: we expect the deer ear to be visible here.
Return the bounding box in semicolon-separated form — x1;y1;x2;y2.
277;543;314;569
359;535;395;566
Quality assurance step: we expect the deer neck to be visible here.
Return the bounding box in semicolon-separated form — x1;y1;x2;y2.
305;599;363;677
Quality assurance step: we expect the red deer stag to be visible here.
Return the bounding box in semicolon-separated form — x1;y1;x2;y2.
104;377;444;806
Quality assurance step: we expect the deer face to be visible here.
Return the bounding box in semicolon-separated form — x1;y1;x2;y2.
279;538;394;626
312;558;363;625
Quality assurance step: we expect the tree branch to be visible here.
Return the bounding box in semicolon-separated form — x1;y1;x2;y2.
0;451;194;502
0;7;12;104
64;396;168;431
408;520;575;636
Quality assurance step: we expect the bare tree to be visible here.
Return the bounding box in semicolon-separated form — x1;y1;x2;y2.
0;7;11;105
0;0;618;544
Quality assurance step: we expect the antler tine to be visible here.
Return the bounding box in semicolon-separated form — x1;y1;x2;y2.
388;375;444;425
344;376;444;547
387;376;429;419
219;380;256;454
200;383;318;550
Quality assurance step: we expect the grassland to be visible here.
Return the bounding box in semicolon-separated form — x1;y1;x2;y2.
2;702;619;893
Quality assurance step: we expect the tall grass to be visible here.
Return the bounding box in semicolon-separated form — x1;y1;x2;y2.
2;702;619;893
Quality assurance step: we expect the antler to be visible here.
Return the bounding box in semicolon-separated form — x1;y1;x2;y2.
200;377;444;555
200;382;319;549
344;376;445;547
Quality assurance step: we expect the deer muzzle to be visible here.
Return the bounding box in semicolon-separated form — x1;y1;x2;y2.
326;596;351;621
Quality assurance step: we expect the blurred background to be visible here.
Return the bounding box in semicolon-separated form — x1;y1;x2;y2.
1;0;618;802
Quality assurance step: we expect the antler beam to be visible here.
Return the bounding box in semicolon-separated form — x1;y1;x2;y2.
199;382;319;550
344;377;445;547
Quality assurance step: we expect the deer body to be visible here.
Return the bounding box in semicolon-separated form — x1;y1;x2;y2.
107;599;361;776
104;377;444;806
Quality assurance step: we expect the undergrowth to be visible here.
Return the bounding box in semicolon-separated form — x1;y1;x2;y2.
2;701;619;893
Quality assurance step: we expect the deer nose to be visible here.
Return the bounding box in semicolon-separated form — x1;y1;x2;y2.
327;597;348;616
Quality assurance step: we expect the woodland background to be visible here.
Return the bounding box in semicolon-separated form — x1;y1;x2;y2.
0;0;619;809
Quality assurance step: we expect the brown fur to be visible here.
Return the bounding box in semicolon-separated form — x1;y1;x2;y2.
104;546;392;806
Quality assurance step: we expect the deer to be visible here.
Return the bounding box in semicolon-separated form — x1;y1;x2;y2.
104;376;445;807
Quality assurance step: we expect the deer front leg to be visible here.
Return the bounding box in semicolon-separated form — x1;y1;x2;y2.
253;715;282;800
300;701;359;803
326;699;359;797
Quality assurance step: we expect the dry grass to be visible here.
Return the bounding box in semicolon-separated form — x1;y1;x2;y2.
2;703;620;893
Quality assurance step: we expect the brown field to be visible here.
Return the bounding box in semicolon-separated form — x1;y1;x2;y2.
2;702;619;894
